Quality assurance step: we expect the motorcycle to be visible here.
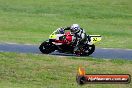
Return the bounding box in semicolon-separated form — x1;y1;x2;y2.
39;29;101;56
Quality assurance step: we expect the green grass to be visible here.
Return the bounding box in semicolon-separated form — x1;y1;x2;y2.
0;52;132;88
0;0;132;48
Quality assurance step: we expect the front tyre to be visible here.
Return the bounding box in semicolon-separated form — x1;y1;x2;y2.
39;41;55;54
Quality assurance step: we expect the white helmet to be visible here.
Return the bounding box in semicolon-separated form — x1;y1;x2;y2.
70;24;80;33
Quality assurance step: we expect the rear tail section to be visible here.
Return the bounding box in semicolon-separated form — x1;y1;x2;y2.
89;35;102;44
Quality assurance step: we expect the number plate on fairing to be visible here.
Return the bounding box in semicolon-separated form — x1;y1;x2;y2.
89;35;102;44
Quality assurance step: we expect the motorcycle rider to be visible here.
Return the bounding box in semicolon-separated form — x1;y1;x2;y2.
57;24;87;53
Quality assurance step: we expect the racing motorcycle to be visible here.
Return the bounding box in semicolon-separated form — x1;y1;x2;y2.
39;29;101;56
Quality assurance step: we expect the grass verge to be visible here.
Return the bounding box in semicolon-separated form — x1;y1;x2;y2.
0;52;132;88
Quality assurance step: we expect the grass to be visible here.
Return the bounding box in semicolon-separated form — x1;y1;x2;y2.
0;0;132;49
0;52;132;88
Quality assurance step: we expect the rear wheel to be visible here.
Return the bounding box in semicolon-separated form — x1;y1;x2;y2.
39;41;55;54
74;44;95;56
85;44;95;56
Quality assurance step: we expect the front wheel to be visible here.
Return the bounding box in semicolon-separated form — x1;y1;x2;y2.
39;41;56;54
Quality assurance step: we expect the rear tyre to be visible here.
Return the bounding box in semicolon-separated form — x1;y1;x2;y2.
85;44;95;56
74;44;95;56
39;41;55;54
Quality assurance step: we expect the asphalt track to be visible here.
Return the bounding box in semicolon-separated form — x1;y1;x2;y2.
0;43;132;60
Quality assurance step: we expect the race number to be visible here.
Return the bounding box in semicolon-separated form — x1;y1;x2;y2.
93;38;97;41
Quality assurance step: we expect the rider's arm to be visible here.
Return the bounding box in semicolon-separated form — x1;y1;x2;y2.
63;27;71;30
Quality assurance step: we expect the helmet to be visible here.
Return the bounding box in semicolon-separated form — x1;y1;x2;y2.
70;24;80;33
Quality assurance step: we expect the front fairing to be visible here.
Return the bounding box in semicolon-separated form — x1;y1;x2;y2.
48;30;64;45
49;30;59;39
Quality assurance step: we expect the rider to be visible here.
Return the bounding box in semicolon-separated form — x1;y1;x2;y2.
57;24;87;52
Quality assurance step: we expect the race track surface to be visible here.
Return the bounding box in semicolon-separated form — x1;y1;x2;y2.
0;43;132;60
